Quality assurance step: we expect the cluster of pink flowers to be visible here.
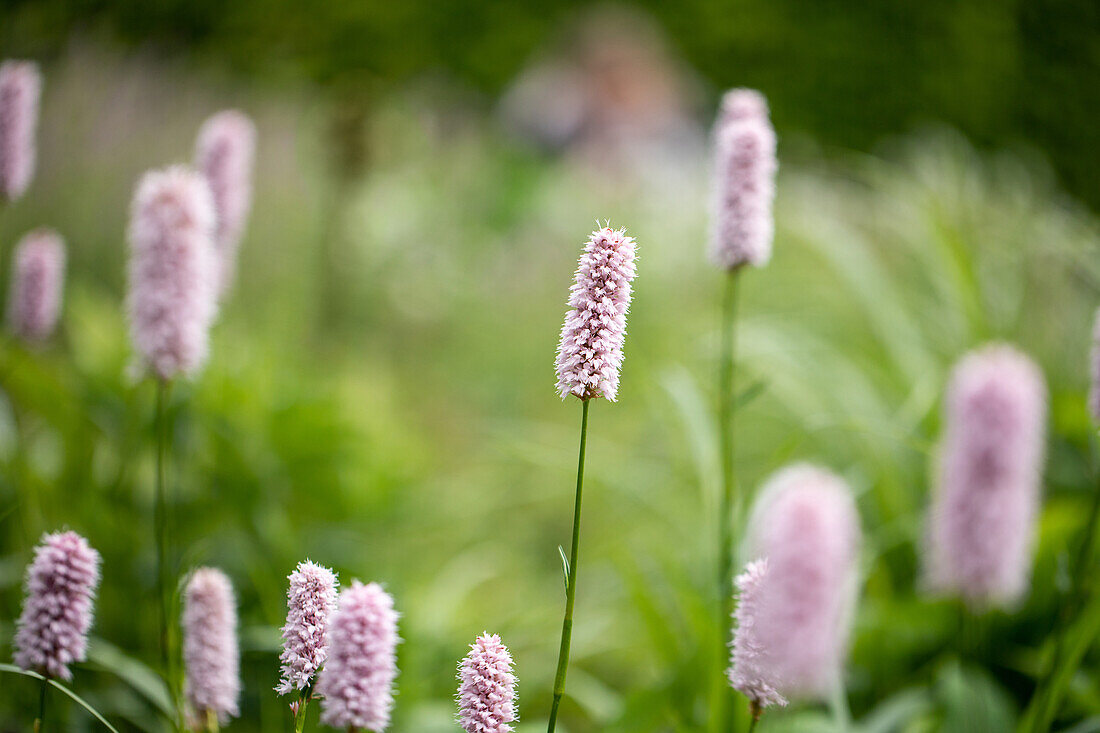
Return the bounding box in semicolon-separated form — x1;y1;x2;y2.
276;560;339;696
7;228;65;342
13;532;101;682
728;559;787;710
555;225;638;401
0;60;41;202
182;567;240;725
457;633;518;733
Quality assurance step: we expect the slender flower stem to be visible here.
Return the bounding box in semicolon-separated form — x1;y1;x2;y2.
152;378;181;730
294;695;310;733
1028;459;1100;732
547;399;590;733
34;676;47;732
747;717;759;733
714;268;742;731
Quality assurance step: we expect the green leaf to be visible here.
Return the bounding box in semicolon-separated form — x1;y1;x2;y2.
0;663;121;733
558;545;570;592
87;638;173;717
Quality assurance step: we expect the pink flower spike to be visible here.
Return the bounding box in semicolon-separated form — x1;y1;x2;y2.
13;531;101;681
743;464;862;700
555;224;638;401
277;560;339;696
728;559;787;710
457;633;518;733
317;581;400;731
710;88;777;270
0;60;41;202
194;110;256;296
183;567;240;724
925;344;1047;608
126;165;218;380
7;228;64;342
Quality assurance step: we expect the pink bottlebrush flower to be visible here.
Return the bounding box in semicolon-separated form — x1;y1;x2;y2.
728;559;787;710
317;581;400;731
710;88;777;270
555;224;638;401
1089;308;1100;424
183;567;240;724
126;166;218;380
276;560;339;696
194;110;256;296
456;633;518;733
743;464;862;700
7;228;64;341
925;344;1047;608
13;531;101;681
0;60;41;202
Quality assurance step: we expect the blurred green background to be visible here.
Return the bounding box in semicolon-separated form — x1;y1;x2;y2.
1;2;1100;731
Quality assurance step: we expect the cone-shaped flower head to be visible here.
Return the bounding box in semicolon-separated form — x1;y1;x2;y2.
728;559;787;710
555;224;638;401
456;633;518;733
13;531;101;681
183;567;240;724
742;464;862;700
7;228;64;342
194;110;256;296
1089;308;1100;425
0;60;41;202
126;165;218;380
317;581;400;731
710;88;776;270
276;560;339;696
925;344;1047;608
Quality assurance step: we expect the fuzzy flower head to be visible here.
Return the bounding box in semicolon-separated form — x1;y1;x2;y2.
710;88;777;270
194;110;256;296
555;224;638;401
0;60;41;202
7;228;64;342
456;633;518;733
277;560;339;696
317;581;400;731
126;166;218;380
1089;308;1100;425
13;531;101;681
743;464;862;700
925;344;1047;608
728;559;787;711
183;567;240;724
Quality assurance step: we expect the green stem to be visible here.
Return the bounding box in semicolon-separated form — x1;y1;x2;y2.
1027;463;1100;732
34;676;47;732
747;718;758;733
715;268;742;732
294;695;310;733
153;379;181;730
547;399;590;733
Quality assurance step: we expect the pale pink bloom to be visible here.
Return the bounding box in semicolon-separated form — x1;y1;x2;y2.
1089;308;1100;424
457;633;518;733
7;228;64;341
183;567;240;724
194;110;255;295
317;581;400;731
728;559;787;710
555;225;638;401
277;560;339;696
710;88;776;270
0;60;41;202
926;344;1047;608
126;166;218;380
13;531;101;681
743;464;862;700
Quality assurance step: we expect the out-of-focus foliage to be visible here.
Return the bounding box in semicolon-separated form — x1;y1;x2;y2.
0;43;1099;732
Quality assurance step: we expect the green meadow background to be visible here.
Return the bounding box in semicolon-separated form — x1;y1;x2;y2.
1;2;1100;731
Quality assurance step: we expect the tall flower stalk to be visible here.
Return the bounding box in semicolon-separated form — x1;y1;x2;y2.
548;224;637;732
709;88;776;730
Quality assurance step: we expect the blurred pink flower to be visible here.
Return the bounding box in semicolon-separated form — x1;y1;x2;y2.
126;166;217;380
277;560;338;696
457;633;518;733
13;531;101;681
728;559;787;710
183;567;240;724
194;110;255;296
743;463;862;699
710;88;776;270
317;581;400;731
7;228;64;342
0;60;41;202
555;225;638;401
926;344;1047;608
